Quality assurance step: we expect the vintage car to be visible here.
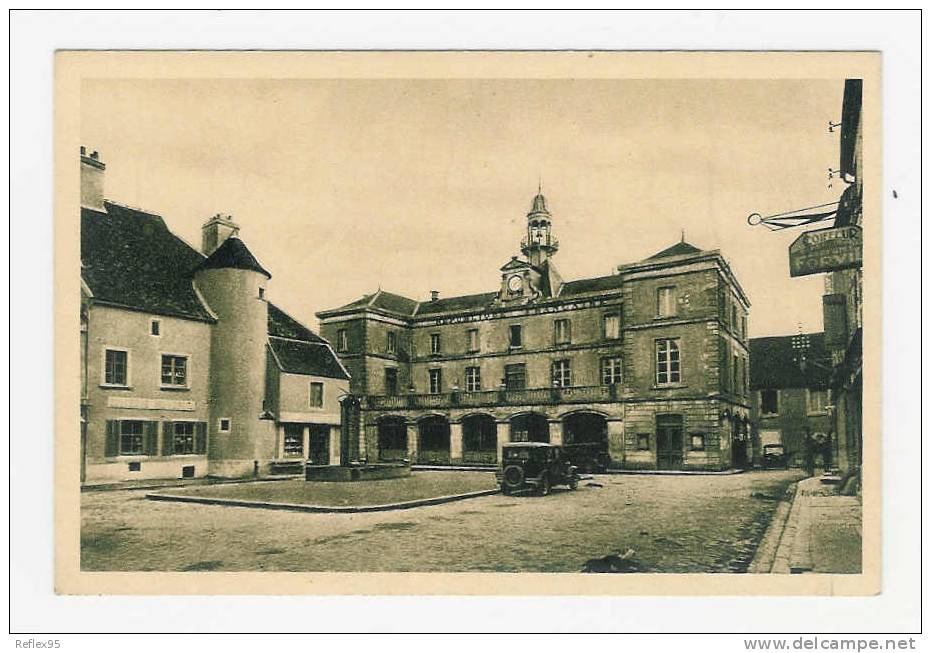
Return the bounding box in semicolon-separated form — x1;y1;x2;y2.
761;443;789;469
496;442;581;496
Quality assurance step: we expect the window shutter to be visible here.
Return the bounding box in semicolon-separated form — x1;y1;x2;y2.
144;421;159;456
162;421;173;457
195;422;207;454
105;420;119;457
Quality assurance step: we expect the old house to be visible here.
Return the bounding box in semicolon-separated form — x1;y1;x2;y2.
749;332;833;467
79;148;349;484
317;191;752;471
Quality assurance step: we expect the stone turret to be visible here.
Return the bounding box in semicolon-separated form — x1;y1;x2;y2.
193;236;275;477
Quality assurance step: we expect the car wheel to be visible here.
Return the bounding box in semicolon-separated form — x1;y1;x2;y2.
537;474;551;497
568;477;579;491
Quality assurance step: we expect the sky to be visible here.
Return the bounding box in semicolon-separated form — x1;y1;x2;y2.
82;78;845;336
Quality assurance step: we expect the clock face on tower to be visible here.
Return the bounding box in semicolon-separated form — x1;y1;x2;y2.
507;275;523;293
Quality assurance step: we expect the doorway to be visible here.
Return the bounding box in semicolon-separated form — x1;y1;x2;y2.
308;424;330;465
655;414;684;470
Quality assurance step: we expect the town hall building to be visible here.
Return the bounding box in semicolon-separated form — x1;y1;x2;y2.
79;148;349;484
317;191;752;471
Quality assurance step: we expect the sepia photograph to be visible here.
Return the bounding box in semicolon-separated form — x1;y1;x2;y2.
56;53;879;595
5;5;924;641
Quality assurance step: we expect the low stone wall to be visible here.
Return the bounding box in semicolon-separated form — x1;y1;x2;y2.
305;463;411;482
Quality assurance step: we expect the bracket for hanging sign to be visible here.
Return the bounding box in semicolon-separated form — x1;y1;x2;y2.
747;200;839;231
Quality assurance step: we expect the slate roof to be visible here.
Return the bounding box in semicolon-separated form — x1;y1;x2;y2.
268;336;349;380
195;235;271;278
560;274;625;296
370;291;419;317
417;292;499;315
321;289;419;318
749;333;831;390
80;202;215;322
647;240;703;260
267;303;325;343
83;201;338;379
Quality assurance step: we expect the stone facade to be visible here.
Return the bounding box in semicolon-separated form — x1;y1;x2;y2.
80;150;349;484
319;192;751;471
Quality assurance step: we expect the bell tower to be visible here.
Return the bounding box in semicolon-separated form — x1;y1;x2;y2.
520;187;559;268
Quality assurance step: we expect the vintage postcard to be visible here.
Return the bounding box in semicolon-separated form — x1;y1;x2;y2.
55;51;881;595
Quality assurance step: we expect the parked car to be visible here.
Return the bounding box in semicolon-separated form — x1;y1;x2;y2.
496;442;580;496
761;443;789;469
562;442;611;473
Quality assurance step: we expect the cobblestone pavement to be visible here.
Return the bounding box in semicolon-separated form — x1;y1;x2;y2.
81;469;804;573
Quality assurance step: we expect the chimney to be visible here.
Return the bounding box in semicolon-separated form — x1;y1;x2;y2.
430;290;439;302
201;213;240;255
80;146;106;211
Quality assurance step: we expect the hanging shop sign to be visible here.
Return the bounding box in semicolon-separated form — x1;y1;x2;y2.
789;225;862;277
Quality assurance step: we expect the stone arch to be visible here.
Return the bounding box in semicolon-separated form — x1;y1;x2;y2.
509;412;549;443
562;411;610;472
376;415;408;462
417;414;450;464
461;413;498;465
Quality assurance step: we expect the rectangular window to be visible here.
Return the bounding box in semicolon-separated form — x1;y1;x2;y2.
283;424;304;458
509;324;523;348
104;349;128;386
119;420;144;455
385;368;398;396
657;287;676;317
429;369;443;394
160;354;188;387
807;389;829;414
554;319;571;345
552;359;572;387
655;338;681;385
386;331;397;355
637;434;650;451
172;421;195;455
505;363;526;390
690;433;706;451
336;329;348;352
732;354;739;394
761;389;779;415
601;356;623;385
150;320;160;336
741;315;747;339
603;313;621;340
218;418;231;433
430;333;441;354
467;328;479;353
309;381;324;408
731;305;738;329
465;366;481;392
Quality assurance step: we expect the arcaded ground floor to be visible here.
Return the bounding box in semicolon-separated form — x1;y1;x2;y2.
81;469;804;573
361;397;750;471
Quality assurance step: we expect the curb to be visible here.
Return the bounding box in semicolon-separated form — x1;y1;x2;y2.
771;483;808;574
748;483;798;573
81;474;301;493
145;488;501;513
602;468;745;476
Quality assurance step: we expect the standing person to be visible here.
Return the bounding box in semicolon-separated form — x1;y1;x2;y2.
803;428;815;476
